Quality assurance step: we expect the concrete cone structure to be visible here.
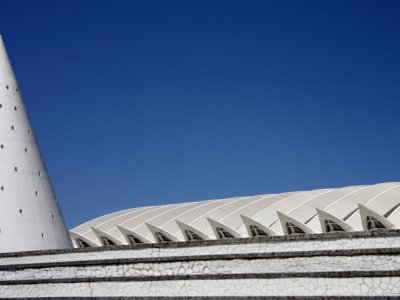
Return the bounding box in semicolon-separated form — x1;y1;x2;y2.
0;36;72;252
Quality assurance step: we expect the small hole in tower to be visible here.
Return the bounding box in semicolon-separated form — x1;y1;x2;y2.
1;186;4;191
19;209;22;214
14;106;17;111
38;171;41;177
24;148;27;153
0;104;2;108
6;85;9;90
14;166;18;172
28;129;31;134
35;191;38;196
1;144;3;149
52;214;55;220
41;233;44;238
11;125;14;130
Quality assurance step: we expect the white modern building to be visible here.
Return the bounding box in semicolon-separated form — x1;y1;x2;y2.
0;35;400;298
71;182;400;248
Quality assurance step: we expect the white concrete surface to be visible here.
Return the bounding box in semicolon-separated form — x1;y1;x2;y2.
0;36;72;252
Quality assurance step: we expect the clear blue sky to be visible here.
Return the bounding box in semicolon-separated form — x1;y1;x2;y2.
1;1;399;228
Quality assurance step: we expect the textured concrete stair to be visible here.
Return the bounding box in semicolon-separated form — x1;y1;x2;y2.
0;231;399;298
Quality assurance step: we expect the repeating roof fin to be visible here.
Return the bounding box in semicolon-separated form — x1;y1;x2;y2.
358;204;396;231
69;231;100;248
145;223;180;243
240;214;278;237
175;220;211;241
116;225;152;244
276;211;317;235
69;182;400;247
206;217;242;239
316;208;356;233
91;227;125;246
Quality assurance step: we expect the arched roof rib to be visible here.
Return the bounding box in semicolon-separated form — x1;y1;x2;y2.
105;204;181;241
172;196;254;237
343;184;399;228
387;203;400;226
317;185;369;218
363;184;400;214
202;195;270;235
105;205;170;231
77;207;141;236
81;205;175;244
339;183;400;229
267;191;326;233
233;192;304;230
134;201;200;240
358;204;396;231
145;198;236;240
176;220;212;241
267;189;334;232
304;186;363;229
70;182;400;247
213;194;276;236
316;208;356;233
117;225;152;244
240;214;278;237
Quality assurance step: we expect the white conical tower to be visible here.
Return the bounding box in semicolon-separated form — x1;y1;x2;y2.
0;36;72;252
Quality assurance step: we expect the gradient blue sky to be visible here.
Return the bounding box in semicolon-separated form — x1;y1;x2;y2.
1;1;399;228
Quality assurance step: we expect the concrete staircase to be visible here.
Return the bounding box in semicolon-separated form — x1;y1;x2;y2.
0;231;399;298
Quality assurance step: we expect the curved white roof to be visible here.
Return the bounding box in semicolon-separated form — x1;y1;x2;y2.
70;182;400;247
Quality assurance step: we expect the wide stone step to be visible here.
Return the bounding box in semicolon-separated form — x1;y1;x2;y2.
0;231;399;266
1;232;399;297
1;274;399;297
0;248;399;281
6;297;400;300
